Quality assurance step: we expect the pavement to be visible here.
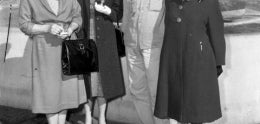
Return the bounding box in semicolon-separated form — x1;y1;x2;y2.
0;105;126;124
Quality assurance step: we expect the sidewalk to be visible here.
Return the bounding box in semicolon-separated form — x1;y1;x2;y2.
0;105;128;124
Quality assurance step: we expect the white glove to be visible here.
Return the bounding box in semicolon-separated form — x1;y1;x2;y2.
94;2;111;15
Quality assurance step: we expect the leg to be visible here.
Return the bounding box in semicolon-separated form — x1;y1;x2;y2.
169;119;178;124
126;47;155;124
46;113;58;124
97;97;107;124
58;110;67;124
169;119;193;124
142;48;161;109
85;100;93;124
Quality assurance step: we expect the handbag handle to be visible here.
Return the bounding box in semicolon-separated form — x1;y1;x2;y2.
116;21;120;29
3;4;12;63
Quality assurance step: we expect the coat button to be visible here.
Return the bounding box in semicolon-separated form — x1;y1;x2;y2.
177;17;182;23
179;5;183;10
97;35;100;39
34;68;38;70
96;17;100;20
97;27;100;30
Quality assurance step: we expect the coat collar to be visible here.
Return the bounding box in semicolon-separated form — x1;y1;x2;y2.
40;0;63;16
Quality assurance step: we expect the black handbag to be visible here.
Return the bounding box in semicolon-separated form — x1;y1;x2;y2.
115;22;126;58
62;38;98;75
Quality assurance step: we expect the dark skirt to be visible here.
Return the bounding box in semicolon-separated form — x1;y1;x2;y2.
83;72;104;99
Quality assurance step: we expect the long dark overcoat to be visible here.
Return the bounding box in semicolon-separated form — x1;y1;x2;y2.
154;0;226;123
76;0;125;100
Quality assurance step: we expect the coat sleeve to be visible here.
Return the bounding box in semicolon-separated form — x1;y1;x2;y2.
71;0;83;30
19;0;34;36
207;0;226;66
106;0;123;22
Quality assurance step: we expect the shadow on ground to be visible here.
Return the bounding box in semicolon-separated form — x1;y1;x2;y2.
0;105;128;124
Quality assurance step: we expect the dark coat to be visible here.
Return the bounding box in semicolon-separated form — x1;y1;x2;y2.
77;0;125;100
154;0;226;123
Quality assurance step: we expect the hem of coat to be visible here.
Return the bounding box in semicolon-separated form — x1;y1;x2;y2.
105;90;126;101
155;113;222;123
31;98;87;114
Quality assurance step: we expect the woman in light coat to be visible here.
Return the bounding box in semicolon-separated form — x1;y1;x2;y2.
19;0;86;123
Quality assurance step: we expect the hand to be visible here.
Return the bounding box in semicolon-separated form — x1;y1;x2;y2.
94;2;111;15
48;24;64;36
58;28;73;39
58;31;69;39
217;65;223;77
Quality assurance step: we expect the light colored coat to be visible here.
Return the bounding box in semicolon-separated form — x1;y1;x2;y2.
122;0;165;49
19;0;86;113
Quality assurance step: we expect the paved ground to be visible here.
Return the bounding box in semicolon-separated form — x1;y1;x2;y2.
0;105;126;124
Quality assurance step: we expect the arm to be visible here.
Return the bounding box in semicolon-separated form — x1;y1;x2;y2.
207;0;226;66
19;0;37;36
107;0;123;21
69;0;82;32
30;25;50;34
95;0;123;22
69;0;82;31
60;0;82;39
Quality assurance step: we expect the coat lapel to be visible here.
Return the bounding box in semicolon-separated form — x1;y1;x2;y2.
58;0;63;16
40;0;54;15
40;0;61;16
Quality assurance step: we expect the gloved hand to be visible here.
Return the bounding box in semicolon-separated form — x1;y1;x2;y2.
94;2;111;15
217;65;223;77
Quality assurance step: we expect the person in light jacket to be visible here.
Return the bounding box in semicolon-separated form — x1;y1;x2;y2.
122;0;169;124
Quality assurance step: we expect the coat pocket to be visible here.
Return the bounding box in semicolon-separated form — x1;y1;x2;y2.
199;40;217;67
200;41;203;52
149;0;163;11
199;40;209;55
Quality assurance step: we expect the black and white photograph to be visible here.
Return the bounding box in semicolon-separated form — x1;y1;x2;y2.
0;0;260;124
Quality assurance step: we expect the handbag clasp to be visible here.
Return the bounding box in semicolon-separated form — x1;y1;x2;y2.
79;43;85;54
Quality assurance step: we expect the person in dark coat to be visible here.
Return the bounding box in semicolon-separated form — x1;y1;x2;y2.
76;0;125;123
154;0;226;123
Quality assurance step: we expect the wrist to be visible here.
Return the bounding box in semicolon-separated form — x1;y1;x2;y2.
66;28;73;35
45;24;51;33
69;22;79;32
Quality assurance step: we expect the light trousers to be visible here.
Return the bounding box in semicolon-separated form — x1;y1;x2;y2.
126;46;169;124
